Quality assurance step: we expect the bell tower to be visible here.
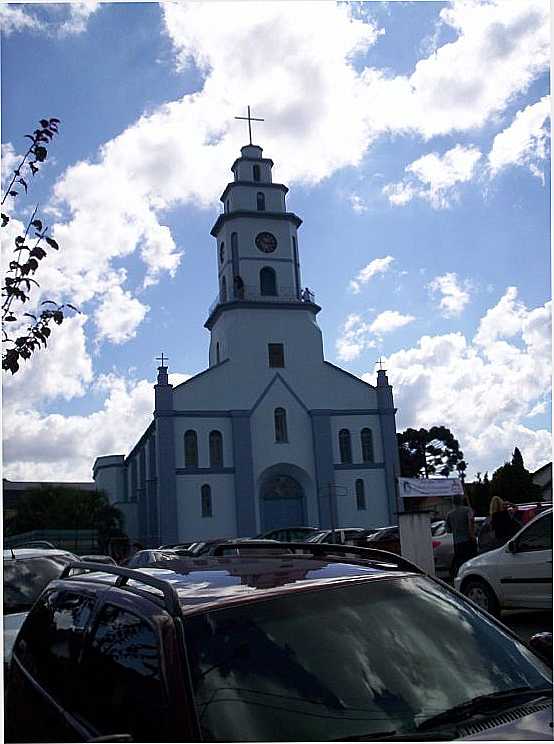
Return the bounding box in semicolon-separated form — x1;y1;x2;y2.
205;110;322;369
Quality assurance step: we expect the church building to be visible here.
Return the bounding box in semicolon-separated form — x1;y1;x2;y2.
93;138;401;546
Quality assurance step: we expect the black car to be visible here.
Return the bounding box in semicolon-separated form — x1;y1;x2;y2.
6;542;552;742
3;548;79;670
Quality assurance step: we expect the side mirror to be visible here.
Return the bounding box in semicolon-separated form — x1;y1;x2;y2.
529;632;552;668
507;540;517;553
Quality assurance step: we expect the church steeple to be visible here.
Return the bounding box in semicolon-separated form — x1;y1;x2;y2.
207;142;315;323
206;141;321;368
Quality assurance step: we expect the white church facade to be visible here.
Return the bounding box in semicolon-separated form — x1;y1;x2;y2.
93;141;401;546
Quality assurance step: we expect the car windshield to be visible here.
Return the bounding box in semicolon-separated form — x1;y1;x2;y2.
3;556;74;614
186;576;551;742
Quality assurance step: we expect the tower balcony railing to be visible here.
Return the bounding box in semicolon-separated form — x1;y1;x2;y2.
207;285;316;317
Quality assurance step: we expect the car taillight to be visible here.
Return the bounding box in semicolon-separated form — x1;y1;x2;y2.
432;540;441;550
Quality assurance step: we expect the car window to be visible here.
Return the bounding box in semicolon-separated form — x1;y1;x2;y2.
14;589;95;706
516;514;552;552
431;522;447;537
3;556;75;614
77;603;167;739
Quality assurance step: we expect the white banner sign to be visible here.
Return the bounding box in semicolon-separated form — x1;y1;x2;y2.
398;477;464;498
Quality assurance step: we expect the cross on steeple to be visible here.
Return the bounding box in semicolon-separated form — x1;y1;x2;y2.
376;356;386;371
156;352;168;368
234;105;264;145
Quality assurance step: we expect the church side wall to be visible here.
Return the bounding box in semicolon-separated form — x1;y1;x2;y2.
173;417;234;468
175;474;236;540
333;469;390;529
329;414;383;464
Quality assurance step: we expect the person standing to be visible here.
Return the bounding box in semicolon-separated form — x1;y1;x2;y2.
489;496;519;544
445;493;477;577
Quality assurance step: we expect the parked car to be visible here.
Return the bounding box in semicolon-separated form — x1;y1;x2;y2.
158;542;194;550
3;548;78;670
478;502;552;554
363;525;401;553
122;549;177;568
6;544;552;741
432;516;487;579
305;527;374;545
258;526;320;542
456;508;552;616
79;555;117;566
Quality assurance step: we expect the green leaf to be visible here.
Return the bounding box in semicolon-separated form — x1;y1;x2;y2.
9;190;18;197
1;214;9;227
31;219;43;230
30;246;47;260
45;237;59;250
15;236;25;246
34;146;47;163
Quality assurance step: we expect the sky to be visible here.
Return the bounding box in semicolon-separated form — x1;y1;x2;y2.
1;0;551;483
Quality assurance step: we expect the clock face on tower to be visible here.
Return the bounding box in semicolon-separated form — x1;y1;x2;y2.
255;232;277;253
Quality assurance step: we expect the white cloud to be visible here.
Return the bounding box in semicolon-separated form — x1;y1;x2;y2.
488;95;550;182
362;288;551;476
94;286;150;345
348;193;368;214
370;310;416;336
427;272;472;318
362;0;549;139
336;308;414;361
1;143;22;191
336;313;376;362
58;1;100;36
0;2;100;36
3;314;93;404
349;256;394;294
0;5;44;34
3;374;154;481
383;145;482;209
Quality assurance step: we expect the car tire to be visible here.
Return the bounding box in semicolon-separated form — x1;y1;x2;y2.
462;577;500;616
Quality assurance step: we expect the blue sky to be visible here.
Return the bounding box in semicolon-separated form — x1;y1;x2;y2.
1;0;550;481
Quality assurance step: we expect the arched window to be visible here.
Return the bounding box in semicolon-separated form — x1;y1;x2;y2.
260;267;277;296
201;484;213;518
339;429;352;464
231;232;238;252
209;430;223;467
220;275;227;302
253;164;261;182
274;407;288;443
184;430;198;468
234;274;244;299
355;479;366;510
216;342;220;364
257;192;265;211
219;241;225;264
361;428;374;462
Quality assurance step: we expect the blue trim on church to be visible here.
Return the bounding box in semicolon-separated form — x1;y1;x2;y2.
310;413;335;528
231;413;257;536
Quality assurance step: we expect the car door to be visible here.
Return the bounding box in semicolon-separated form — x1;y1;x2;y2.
75;596;173;742
7;587;97;742
499;512;552;609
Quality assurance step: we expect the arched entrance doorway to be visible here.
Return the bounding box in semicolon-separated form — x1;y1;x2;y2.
260;474;305;531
